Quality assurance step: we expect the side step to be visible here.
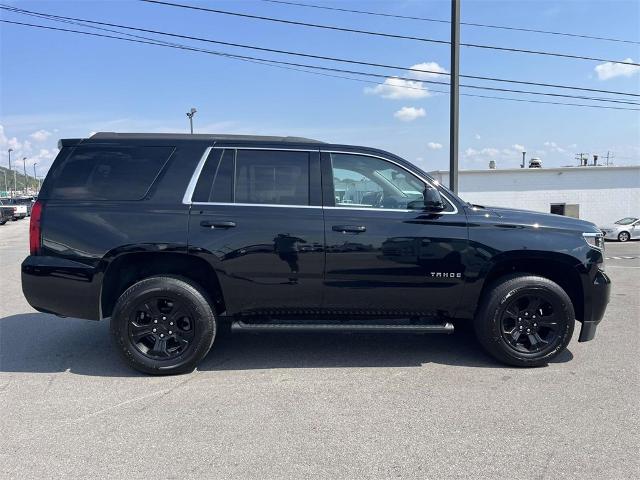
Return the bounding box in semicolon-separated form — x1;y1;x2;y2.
231;320;454;334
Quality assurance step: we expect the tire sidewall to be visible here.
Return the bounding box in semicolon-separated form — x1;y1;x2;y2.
618;231;630;242
110;277;216;375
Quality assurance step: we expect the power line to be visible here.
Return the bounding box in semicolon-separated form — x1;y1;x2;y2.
2;18;639;112
140;0;640;66
2;5;638;101
261;0;640;46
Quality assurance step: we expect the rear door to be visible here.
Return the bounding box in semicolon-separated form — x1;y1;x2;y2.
186;146;324;316
321;150;469;318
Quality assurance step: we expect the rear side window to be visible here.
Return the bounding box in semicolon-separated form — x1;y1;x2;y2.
46;145;174;200
192;149;310;206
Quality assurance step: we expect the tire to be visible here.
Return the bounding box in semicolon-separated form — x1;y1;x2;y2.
618;231;630;242
474;274;574;367
110;276;216;375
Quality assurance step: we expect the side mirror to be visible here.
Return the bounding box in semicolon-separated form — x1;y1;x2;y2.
423;185;445;211
407;185;445;212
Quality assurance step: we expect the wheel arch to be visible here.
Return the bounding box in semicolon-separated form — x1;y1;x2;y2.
100;251;226;318
474;252;585;323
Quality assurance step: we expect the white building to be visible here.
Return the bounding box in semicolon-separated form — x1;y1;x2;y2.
429;165;640;226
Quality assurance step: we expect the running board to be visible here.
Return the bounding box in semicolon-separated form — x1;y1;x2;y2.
231;320;454;334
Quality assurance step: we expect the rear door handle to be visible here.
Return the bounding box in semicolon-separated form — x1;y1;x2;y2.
200;220;237;229
332;225;366;233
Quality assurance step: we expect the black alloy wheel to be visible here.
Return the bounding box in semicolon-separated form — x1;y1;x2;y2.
499;293;562;355
111;276;216;375
128;297;196;360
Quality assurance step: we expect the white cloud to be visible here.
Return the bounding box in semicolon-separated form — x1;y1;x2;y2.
365;77;429;99
427;142;443;150
474;134;481;140
30;129;51;142
393;106;426;122
512;144;525;152
365;61;447;99
594;58;640;80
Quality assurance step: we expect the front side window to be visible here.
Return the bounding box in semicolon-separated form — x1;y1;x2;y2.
330;153;426;210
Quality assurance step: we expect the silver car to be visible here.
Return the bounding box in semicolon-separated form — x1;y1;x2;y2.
600;217;639;242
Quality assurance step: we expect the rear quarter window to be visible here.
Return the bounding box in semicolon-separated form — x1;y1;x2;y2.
45;145;174;200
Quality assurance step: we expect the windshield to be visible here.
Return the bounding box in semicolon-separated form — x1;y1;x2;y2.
615;217;638;225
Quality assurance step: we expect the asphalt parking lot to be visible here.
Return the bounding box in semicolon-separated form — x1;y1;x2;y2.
1;218;638;479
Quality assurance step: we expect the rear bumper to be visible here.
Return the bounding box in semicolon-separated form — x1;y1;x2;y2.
21;255;102;320
578;269;611;342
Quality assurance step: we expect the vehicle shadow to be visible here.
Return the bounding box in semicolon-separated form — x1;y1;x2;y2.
0;313;573;377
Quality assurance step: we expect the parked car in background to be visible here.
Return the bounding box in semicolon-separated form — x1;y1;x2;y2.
9;197;35;216
22;133;610;375
600;217;639;242
0;198;26;221
0;200;14;225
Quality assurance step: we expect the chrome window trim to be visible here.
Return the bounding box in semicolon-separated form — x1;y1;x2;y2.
182;146;213;205
322;150;459;215
192;201;322;209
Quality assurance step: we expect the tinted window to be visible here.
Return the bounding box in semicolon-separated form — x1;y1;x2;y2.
192;149;234;203
235;150;309;205
331;153;424;209
48;145;173;200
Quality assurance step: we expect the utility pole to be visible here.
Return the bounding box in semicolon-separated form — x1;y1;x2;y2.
186;107;197;134
7;148;13;197
605;151;614;166
2;170;6;196
521;151;526;168
449;0;460;193
575;153;588;166
22;157;27;194
33;163;38;193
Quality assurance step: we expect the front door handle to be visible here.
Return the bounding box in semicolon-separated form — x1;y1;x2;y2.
332;225;366;233
200;220;237;229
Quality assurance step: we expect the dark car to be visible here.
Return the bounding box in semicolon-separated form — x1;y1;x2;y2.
0;199;14;225
22;133;610;374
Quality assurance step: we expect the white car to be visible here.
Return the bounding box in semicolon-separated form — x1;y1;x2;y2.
600;217;639;242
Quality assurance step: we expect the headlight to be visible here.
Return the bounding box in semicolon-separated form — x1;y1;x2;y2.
583;232;605;250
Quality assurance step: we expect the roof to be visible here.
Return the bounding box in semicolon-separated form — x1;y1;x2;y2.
88;132;325;143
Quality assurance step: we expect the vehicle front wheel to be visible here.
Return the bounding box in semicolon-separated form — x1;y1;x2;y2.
110;276;216;375
618;231;630;242
474;274;574;367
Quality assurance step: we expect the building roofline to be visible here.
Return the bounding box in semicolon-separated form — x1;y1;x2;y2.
429;165;640;174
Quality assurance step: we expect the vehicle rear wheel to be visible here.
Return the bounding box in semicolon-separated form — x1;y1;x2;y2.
474;274;574;367
618;231;630;242
110;276;216;375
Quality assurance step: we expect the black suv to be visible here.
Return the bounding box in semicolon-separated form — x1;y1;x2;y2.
22;133;610;374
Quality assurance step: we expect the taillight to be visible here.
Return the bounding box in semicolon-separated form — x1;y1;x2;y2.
30;200;43;255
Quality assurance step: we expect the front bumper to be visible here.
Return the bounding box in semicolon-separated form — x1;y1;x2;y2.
578;269;611;342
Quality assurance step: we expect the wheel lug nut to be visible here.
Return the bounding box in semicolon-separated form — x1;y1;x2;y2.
162;316;166;321
527;329;530;333
160;334;164;338
154;320;158;324
533;323;537;327
168;331;172;334
519;326;523;330
169;322;173;326
152;328;157;332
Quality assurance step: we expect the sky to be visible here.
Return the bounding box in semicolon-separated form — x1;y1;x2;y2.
1;0;639;179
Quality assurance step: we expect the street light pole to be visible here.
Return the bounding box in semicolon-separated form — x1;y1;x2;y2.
186;107;197;134
7;148;13;197
33;163;38;194
23;157;28;194
449;0;460;194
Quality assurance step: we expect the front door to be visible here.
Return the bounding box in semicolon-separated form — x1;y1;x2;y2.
321;151;469;318
187;146;324;315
